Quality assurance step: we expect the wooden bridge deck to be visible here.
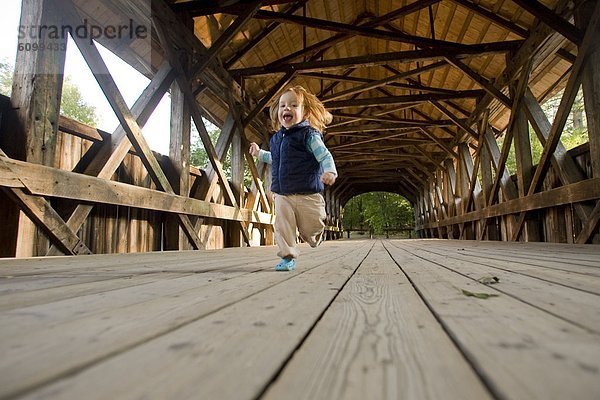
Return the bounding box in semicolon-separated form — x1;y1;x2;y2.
1;240;599;400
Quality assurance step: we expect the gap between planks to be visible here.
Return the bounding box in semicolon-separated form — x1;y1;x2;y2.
262;240;493;400
383;240;600;400
0;241;373;400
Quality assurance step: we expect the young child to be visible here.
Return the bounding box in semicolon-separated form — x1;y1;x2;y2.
249;86;337;271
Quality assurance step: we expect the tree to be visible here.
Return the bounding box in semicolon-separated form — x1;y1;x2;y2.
0;59;13;96
497;87;588;175
0;60;98;126
343;192;414;234
60;77;98;126
190;120;256;188
541;87;588;149
190;121;229;171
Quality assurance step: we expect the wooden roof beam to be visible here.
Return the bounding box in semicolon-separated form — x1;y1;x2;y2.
317;68;357;98
511;0;583;45
330;112;455;125
258;0;441;67
430;100;479;140
328;104;421;129
195;2;263;75
370;143;441;155
449;0;529;37
445;56;512;108
329;134;433;150
247;10;490;50
411;108;459;140
325;90;484;109
327;120;455;134
302;68;453;95
225;1;307;68
231;43;521;76
419;128;459;159
341;161;413;172
405;167;428;186
334;152;427;160
172;0;296;15
321;61;448;102
412;144;440;166
381;65;462;96
556;48;576;63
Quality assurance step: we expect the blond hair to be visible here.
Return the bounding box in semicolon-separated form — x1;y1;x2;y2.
269;86;333;132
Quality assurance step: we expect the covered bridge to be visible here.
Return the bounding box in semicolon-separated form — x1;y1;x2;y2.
0;0;599;399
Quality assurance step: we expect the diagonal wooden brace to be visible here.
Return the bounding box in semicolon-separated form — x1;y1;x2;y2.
47;63;177;255
56;0;203;250
153;10;252;246
1;150;91;255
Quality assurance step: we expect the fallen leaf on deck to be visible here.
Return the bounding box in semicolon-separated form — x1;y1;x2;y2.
477;276;500;285
461;289;499;299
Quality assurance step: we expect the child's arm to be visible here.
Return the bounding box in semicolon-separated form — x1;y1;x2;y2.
307;135;337;185
249;142;272;164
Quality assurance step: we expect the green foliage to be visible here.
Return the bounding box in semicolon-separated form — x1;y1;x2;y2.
540;87;588;150
60;77;98;127
343;192;414;234
0;59;13;96
190;121;227;170
497;87;588;175
190;120;253;187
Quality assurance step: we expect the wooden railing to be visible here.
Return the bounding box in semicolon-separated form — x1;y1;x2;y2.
0;95;275;256
416;143;597;244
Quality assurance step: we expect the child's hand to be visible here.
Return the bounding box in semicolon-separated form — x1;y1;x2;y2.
321;172;336;185
249;142;260;157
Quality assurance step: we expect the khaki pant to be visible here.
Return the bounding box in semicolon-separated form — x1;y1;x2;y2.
274;193;326;259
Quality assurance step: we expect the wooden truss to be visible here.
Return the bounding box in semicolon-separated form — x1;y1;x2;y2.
0;0;275;256
1;0;599;257
418;0;600;244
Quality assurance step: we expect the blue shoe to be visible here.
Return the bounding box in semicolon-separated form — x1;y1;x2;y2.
275;258;296;271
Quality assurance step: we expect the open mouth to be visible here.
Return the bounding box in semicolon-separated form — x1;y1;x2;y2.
282;113;293;123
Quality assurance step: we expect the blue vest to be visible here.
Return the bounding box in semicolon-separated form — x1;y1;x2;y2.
270;121;324;195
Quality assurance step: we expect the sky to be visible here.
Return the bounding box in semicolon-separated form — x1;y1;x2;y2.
0;0;172;154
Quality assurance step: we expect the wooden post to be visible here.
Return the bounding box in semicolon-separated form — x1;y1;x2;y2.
5;0;67;257
444;159;458;238
230;121;244;247
480;127;498;240
336;193;342;239
456;145;471;239
512;86;541;241
167;79;192;250
576;0;600;180
575;0;600;243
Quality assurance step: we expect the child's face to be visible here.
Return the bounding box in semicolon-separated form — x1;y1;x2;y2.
278;90;305;129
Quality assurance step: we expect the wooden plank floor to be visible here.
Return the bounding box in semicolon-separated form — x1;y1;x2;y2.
1;239;599;400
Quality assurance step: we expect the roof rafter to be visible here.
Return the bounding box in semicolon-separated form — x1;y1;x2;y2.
243;10;491;50
231;43;522;76
172;0;296;15
325;90;484;109
256;0;441;68
511;0;583;45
